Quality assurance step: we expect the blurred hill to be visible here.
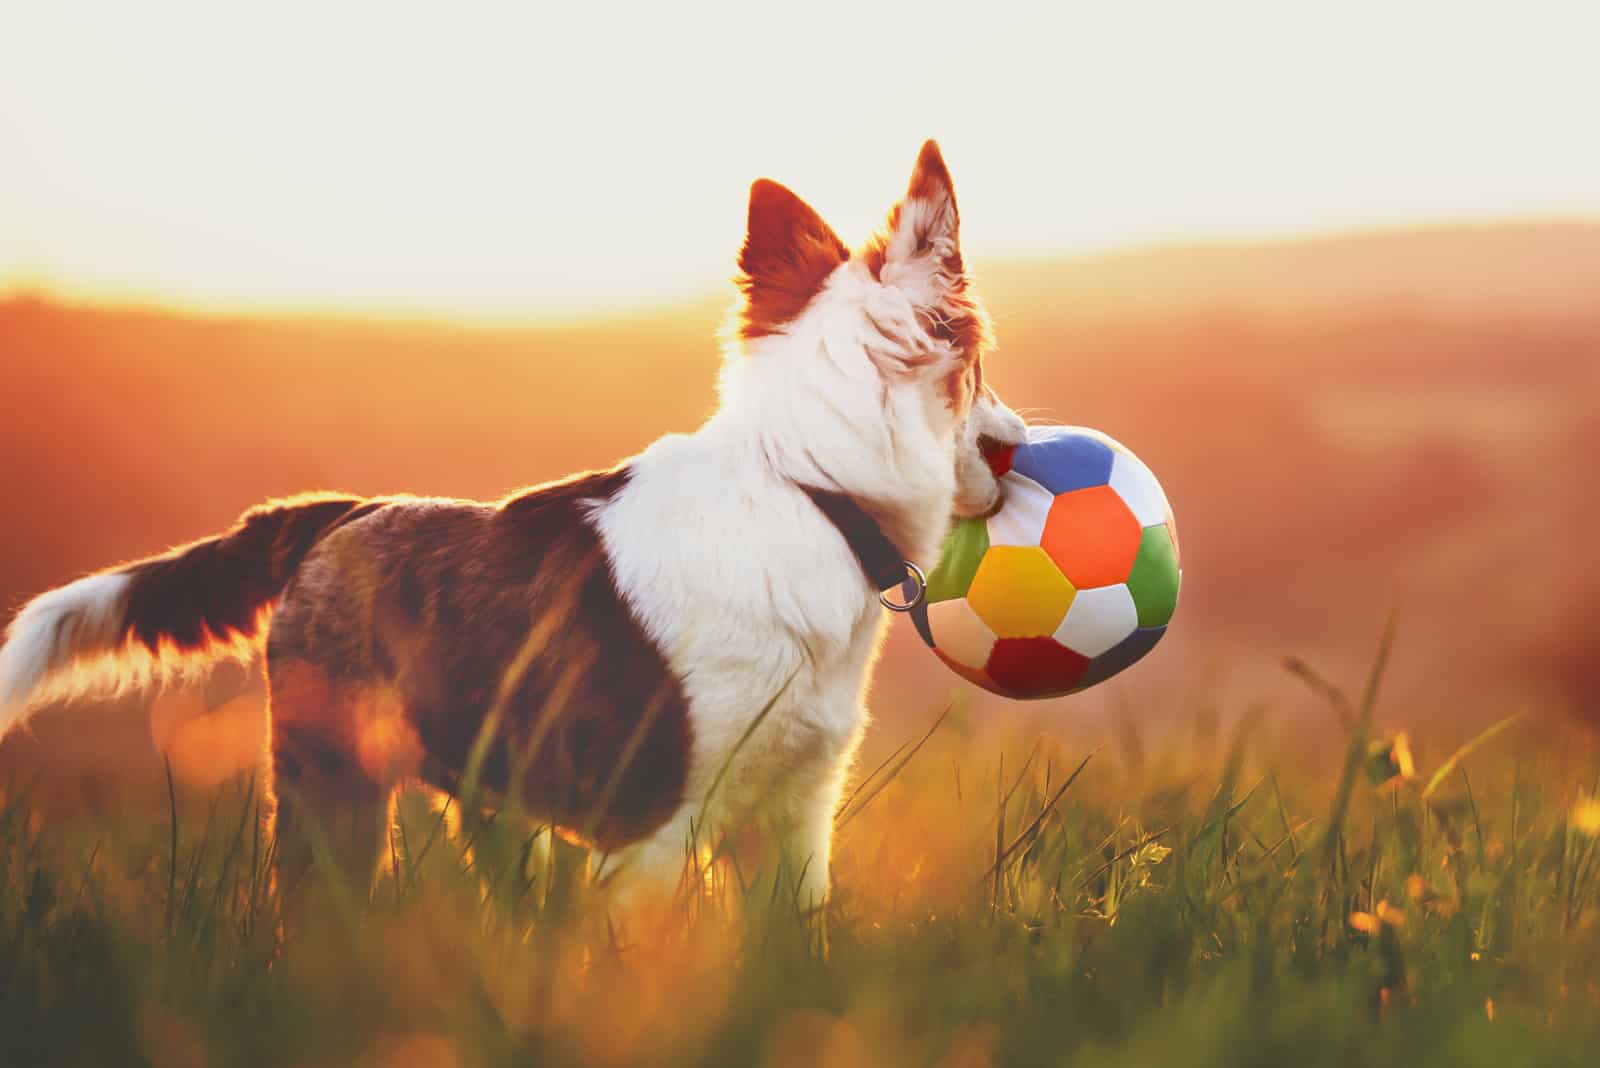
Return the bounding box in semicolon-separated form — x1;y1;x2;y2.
980;220;1600;319
3;220;1598;804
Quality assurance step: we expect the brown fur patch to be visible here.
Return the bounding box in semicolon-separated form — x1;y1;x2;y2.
860;204;895;281
119;494;373;655
736;180;849;341
264;467;692;850
930;285;993;418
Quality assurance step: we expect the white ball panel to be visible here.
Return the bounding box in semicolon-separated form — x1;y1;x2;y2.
1108;452;1172;528
1052;583;1139;658
927;597;999;670
985;471;1055;547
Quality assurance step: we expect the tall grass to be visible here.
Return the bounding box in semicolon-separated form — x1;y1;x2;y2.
4;674;1599;1067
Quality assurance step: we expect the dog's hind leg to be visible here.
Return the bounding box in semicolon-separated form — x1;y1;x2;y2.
268;729;390;901
264;658;403;917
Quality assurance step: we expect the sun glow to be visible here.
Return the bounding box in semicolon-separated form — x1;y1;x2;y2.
3;1;1599;320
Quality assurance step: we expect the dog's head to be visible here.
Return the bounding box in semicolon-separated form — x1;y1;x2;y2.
727;140;1026;530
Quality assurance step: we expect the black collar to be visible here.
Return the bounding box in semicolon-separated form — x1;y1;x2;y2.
801;485;935;644
799;485;910;595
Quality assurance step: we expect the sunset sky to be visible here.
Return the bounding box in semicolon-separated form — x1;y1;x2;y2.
2;1;1598;319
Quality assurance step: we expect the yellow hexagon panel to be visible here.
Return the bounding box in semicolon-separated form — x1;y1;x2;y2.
965;545;1076;638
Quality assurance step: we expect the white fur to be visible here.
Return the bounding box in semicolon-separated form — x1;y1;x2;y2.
591;189;1025;906
0;572;132;735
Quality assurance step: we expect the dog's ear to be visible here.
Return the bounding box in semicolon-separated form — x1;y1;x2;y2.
901;138;961;252
869;140;966;299
736;179;849;340
866;141;991;397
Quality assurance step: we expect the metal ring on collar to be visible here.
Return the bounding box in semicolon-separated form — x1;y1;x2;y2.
879;560;927;613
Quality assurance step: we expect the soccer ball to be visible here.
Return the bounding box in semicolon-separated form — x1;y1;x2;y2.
913;426;1181;698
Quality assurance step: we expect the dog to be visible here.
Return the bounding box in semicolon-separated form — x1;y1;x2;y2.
0;141;1026;913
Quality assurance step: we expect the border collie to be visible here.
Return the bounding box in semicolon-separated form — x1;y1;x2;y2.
0;141;1026;912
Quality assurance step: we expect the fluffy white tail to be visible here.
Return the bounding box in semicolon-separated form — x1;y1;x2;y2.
0;573;135;735
0;493;370;738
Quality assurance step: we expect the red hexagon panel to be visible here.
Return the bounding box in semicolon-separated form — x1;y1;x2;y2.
985;637;1091;696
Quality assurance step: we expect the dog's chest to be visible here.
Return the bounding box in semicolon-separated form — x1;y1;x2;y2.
682;604;883;818
588;436;892;808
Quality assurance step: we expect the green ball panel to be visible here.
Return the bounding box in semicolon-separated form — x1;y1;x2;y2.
925;518;990;603
1127;524;1181;627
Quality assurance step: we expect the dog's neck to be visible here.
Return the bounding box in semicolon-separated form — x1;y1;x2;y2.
797;485;913;595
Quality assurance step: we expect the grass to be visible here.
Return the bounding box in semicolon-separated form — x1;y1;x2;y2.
4;662;1600;1067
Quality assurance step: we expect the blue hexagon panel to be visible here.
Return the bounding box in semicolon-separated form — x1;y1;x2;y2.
1010;428;1115;495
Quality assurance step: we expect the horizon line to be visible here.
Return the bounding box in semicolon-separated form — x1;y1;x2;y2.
5;212;1597;332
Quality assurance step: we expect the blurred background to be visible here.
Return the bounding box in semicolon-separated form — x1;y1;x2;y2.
2;1;1597;807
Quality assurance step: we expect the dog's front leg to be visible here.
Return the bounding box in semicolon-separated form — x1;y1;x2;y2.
774;760;850;915
760;763;847;961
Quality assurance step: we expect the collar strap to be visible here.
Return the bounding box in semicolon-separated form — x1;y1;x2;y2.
799;485;913;594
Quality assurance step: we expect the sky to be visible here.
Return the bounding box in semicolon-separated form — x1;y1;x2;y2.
2;0;1598;320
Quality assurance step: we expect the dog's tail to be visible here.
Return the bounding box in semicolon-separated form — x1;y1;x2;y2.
0;493;374;738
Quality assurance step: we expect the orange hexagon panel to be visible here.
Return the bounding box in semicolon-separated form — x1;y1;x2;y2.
1040;485;1142;589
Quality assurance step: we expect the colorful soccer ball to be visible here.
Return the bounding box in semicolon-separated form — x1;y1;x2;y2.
914;426;1181;698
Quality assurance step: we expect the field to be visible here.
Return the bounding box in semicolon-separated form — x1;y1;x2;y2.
5;643;1600;1067
3;221;1599;1065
